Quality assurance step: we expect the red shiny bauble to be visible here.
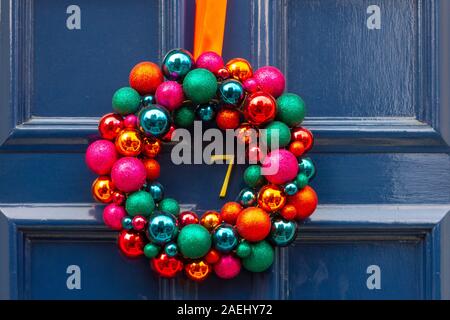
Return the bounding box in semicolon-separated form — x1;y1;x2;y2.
152;253;183;278
247;145;265;163
142;137;162;158
287;186;318;220
280;204;297;220
162;125;176;142
142;158;160;181
217;68;230;80
99;113;123;140
216;108;241;130
289;140;306;157
243;92;277;126
112;191;126;205
132;215;146;231
236;123;258;145
205;249;221;264
291;127;314;152
129;61;164;95
118;230;146;258
178;211;200;227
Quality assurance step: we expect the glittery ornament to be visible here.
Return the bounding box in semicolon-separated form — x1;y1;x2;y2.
243;165;264;188
177;224;211;259
129;61;164;95
112;87;141;115
144;243;160;258
253;66;285;98
295;173;309;189
124;114;138;128
111;157;146;193
103;204;126;230
183;68;218;104
261;149;299;185
236;241;252;258
142;158;160;181
280;204;297;221
289;140;306;157
276;93;306;127
220;202;242;225
242;240;274;272
205;249;221;264
174;105;196;128
159;198;180;216
216;108;241;130
196;52;224;75
243;77;259;93
261;121;291;148
126;190;155;217
155;81;185;111
287;186;318;220
86;140;118;175
214;255;241;279
236;207;271;242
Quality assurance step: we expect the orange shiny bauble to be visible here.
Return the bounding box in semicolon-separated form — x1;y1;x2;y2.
243;92;277;126
225;58;253;82
185;260;212;281
220;202;243;225
289;140;306;157
236;207;271;242
129;61;164;95
280;204;297;221
216;108;241;130
200;211;222;231
115;129;143;156
236;123;258;145
287;186;318;220
142;158;160;181
142;137;162;158
205;249;221;264
92;176;115;203
291;127;314;152
257;184;286;213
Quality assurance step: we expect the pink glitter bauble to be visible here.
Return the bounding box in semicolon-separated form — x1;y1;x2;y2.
85;139;118;175
261;149;298;184
196;52;224;75
103;204;126;230
253;66;286;98
243;78;259;93
214;255;241;279
111;157;147;193
124;114;138;128
155;81;184;111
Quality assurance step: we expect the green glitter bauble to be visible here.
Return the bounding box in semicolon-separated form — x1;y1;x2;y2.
243;165;264;188
242;240;274;272
125;191;155;217
236;241;252;258
183;68;218;104
276;93;306;127
159;198;180;216
144;243;160;258
177;224;212;259
174;105;195;128
295;173;309;189
112;87;141;115
262;121;291;148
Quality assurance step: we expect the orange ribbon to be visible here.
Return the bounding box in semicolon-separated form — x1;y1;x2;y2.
194;0;228;59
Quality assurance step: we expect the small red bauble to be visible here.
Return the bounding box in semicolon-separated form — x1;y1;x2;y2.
112;191;125;205
178;211;200;227
280;204;297;220
236;207;271;242
185;260;212;281
216;109;241;130
291;127;314;152
142;137;162;158
236;123;258;145
129;61;164;95
118;230;146;258
132;215;146;231
98;113;123;140
289;140;306;157
287;185;318;220
204;249;221;264
162;125;176;142
142;158;160;181
243;92;277;126
220;202;243;225
152;253;183;278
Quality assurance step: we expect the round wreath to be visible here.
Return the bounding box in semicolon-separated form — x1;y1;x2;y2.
85;49;318;281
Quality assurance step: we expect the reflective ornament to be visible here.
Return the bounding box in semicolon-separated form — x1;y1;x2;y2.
253;66;285;98
142;137;162;158
243;165;264;188
218;79;245;106
132;215;146;231
289;140;305;157
280;204;297;221
236;123;258;145
269;218;297;247
142;158;160;181
126;190;155;217
291;127;314;152
205;249;221;264
174;104;196;128
129;61;164;95
298;158;316;180
155;81;185;111
287;186;318;220
243;92;277;126
257;184;287;213
276;93;306;127
196;103;217;122
284;182;299;196
295;173;309;190
216;108;241;130
262;121;291;148
236;241;252;258
214;255;241;279
92;176;115;203
212;224;238;252
147;182;164;202
236;207;271;242
262;149;298;185
237;188;257;207
122;216;133;230
98;113;123;140
86;140;118;175
196;51;224;75
138;105;172;138
152;253;183;278
185;260;211;281
183;68;218;104
112;191;125;205
112;87;141;115
159;198;180;216
220;202;242;225
144;243;160;258
247;145;265;163
118;230;146;258
103;204;126;230
147;212;179;245
200;211;222;231
217;68;230;80
165;242;178;257
225;58;253;82
115;129;143;156
177;224;212;259
124;114;138;128
178;211;199;227
162;49;194;81
142;95;156;107
242;240;274;272
162;125;176;142
111;157;146;193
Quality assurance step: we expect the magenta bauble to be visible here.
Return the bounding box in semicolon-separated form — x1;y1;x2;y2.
243;77;259;93
261;149;299;184
214;255;241;279
253;66;285;98
124;114;138;128
155;81;185;111
85;140;118;175
103;204;126;230
111;157;147;193
196;52;224;75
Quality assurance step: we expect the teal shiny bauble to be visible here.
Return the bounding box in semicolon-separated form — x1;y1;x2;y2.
164;243;178;257
174;105;195;128
284;182;298;196
147;212;179;245
298;158;316;180
237;188;257;207
144;243;160;258
121;216;133;230
243;165;264;188
125;190;155;217
162;49;194;81
112;87;141;115
159;198;180;216
242;240;274;272
196;103;217;121
269;219;297;247
142;95;156;107
183;69;218;104
295;173;309;189
177;224;212;259
147;182;164;202
138;105;172;138
236;241;252;258
262;121;291;148
212;224;238;252
218;79;245;106
276;93;306;127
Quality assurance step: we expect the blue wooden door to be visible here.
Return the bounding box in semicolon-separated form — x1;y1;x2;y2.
1;0;450;300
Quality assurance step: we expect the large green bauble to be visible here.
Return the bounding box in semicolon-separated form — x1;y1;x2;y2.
125;190;155;217
159;198;180;216
183;68;218;104
243;165;264;188
112;87;141;115
242;240;274;272
276;93;306;127
177;224;211;259
174;105;195;128
262;121;291;148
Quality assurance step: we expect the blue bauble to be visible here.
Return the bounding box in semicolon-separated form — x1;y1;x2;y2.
162;49;194;81
196;103;217;121
138;105;171;138
218;79;245;106
164;242;178;257
142;95;156;107
269;219;297;247
237;188;257;207
147;212;179;245
213;224;239;252
298;157;316;180
284;182;298;196
147;182;164;202
121;216;133;230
